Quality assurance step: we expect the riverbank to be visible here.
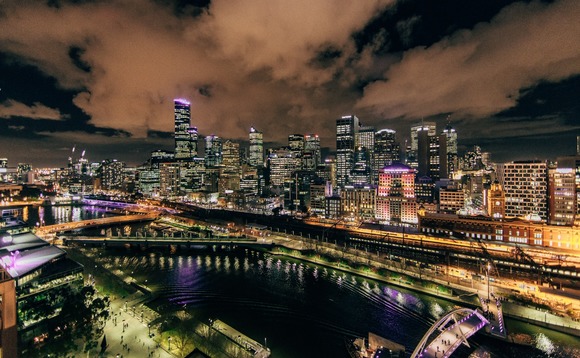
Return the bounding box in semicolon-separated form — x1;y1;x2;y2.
264;242;580;339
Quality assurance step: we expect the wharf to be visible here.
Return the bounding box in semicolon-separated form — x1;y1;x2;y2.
211;320;271;358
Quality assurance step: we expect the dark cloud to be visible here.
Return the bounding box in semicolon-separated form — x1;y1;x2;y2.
0;0;578;167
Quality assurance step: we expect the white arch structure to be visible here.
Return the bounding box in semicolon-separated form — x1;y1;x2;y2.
411;308;489;358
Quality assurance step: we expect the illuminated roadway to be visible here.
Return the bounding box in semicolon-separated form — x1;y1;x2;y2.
34;213;159;236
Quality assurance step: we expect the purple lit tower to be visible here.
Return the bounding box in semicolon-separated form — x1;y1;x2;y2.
174;98;197;160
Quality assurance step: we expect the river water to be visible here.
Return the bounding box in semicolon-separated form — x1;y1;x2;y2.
20;205;580;357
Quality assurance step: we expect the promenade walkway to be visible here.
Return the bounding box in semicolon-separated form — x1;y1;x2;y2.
97;293;174;358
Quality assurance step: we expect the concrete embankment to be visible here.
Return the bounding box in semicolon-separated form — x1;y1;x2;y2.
266;242;580;338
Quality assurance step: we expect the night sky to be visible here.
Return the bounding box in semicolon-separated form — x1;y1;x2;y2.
0;0;579;168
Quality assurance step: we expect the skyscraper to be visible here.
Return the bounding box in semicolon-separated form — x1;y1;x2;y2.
336;115;359;187
222;140;240;173
204;135;223;167
288;134;305;157
441;121;458;178
304;134;321;170
373;129;399;182
174;99;197;159
409;121;436;169
249;127;264;167
497;161;548;222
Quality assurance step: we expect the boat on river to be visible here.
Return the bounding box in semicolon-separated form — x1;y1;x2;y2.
346;332;405;358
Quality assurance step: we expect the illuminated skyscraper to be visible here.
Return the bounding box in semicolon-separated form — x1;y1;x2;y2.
497;161;548;222
174;99;197;159
249;127;264;167
409;121;436;169
441;121;458;178
304;134;321;170
222;140;240;173
288;134;305;157
336;115;359;187
204;135;223;167
373;129;399;182
548;167;576;226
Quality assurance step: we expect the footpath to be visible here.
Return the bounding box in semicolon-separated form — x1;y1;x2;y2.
264;233;580;337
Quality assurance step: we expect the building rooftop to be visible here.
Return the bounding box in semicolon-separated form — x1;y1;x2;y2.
0;241;65;279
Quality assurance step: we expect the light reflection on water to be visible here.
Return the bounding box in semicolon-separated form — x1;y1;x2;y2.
85;248;580;358
15;203;576;358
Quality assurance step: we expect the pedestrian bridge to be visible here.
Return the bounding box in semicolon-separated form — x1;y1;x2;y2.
411;308;489;358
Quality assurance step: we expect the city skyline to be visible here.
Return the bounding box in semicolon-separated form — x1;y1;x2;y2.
1;0;580;167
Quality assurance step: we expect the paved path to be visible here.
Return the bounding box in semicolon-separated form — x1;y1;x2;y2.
94;293;174;358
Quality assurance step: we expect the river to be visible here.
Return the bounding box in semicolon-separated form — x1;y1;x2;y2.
19;205;580;357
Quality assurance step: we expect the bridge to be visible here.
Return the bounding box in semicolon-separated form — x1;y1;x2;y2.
34;213;160;236
411;308;489;358
61;235;270;249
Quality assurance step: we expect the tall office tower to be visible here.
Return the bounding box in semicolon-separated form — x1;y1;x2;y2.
441;121;458;177
356;126;375;151
409;121;436;169
336;115;359;187
548;167;576;226
373;129;399;176
222;140;240;173
375;163;417;224
416;127;431;178
267;147;301;187
17;163;32;184
463;146;483;170
249;126;264;167
497;161;548;222
288;134;305;157
174;99;197;159
159;162;181;197
350;146;372;185
204;135;223;167
303;134;321;170
98;159;125;191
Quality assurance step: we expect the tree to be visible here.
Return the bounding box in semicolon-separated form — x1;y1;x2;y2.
27;285;110;357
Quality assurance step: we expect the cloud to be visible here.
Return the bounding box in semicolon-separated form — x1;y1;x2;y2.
0;0;393;141
356;0;580;121
0;99;65;120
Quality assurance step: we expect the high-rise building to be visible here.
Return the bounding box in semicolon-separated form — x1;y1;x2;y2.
249;127;264;167
267;147;301;187
98;159;125;191
350;146;371;186
204;135;223;167
376;163;417;224
341;185;376;222
222;140;240;173
304;134;321;170
373;129;399;182
174;99;197;159
159;162;181;197
497;161;548;222
441;121;458;178
336;115;359;187
548;167;576;226
288;134;305;157
409;121;436;169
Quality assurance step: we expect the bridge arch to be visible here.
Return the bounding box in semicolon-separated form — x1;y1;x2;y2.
411;308;489;358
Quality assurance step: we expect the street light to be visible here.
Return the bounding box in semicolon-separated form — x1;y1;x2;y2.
168;336;172;350
148;324;151;336
486;262;491;301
